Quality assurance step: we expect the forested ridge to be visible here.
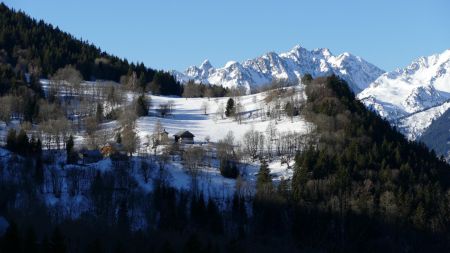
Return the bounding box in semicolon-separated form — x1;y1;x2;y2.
1;2;450;252
0;3;181;96
1;75;450;252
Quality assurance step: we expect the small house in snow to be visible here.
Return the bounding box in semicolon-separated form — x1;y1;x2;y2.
174;130;195;144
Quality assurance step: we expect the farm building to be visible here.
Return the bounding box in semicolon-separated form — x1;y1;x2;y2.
173;130;195;144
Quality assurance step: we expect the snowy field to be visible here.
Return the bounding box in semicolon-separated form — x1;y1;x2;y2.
0;85;314;211
136;89;312;143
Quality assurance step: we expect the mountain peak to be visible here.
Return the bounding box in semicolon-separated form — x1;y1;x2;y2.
313;48;332;57
200;59;213;70
174;44;384;93
224;61;239;68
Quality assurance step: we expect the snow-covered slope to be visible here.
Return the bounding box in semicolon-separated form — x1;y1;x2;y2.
397;101;450;140
138;88;312;143
173;45;385;93
358;49;450;123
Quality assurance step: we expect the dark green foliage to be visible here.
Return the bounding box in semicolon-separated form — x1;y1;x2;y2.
135;94;148;117
96;103;104;123
0;4;181;96
5;128;16;151
301;73;313;85
66;135;77;164
66;135;74;155
219;159;239;179
292;75;450;240
284;101;299;118
116;133;122;144
225;98;235;117
182;80;229;98
5;128;42;156
256;158;271;189
1;221;20;253
149;71;182;96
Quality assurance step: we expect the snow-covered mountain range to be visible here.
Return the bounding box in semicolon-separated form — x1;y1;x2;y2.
173;45;450;156
172;45;385;93
358;49;450;141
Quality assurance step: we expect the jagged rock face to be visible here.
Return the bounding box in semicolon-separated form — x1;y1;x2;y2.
358;49;450;140
172;45;385;93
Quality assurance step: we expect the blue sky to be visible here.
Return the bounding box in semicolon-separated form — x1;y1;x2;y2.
3;0;450;72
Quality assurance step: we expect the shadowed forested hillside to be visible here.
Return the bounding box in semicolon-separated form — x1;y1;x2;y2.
0;3;181;96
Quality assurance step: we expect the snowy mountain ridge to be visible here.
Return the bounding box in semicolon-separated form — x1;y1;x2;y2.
358;49;450;140
172;45;385;93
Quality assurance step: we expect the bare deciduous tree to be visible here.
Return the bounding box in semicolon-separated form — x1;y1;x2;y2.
243;128;261;160
200;101;209;115
121;124;139;156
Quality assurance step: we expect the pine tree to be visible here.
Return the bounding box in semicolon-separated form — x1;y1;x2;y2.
219;159;239;179
116;133;122;144
66;135;76;163
256;158;272;190
6;128;16;152
96;103;104;123
135;95;148;117
16;129;29;154
225;98;235;117
301;73;313;85
66;135;74;154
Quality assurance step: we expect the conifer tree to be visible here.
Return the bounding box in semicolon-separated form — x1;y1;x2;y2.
225;98;235;117
256;158;272;190
16;129;29;154
66;135;76;163
96;103;104;123
6;128;16;152
135;95;148;117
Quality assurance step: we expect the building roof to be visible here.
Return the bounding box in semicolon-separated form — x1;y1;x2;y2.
174;130;195;138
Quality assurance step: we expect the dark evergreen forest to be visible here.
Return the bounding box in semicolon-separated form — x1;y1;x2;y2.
1;3;450;253
0;3;182;96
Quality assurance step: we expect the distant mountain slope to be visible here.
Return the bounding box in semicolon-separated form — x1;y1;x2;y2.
172;45;385;93
419;107;450;158
358;49;450;121
358;49;450;157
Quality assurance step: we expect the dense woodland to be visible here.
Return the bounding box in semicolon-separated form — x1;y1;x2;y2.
0;3;182;97
1;3;450;253
1;75;450;253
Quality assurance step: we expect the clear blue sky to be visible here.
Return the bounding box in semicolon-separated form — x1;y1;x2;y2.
3;0;450;72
